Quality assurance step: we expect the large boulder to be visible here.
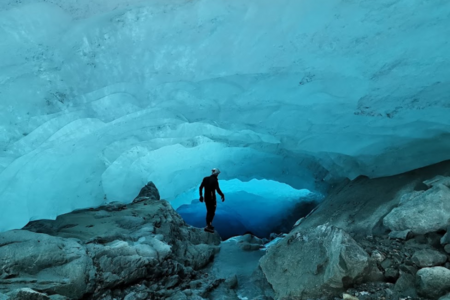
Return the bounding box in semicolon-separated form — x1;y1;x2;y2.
260;225;369;299
383;182;450;234
416;267;450;299
87;238;171;289
412;249;448;267
0;230;95;298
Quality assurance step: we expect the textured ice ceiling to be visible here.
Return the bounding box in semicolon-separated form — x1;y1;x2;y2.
1;0;450;231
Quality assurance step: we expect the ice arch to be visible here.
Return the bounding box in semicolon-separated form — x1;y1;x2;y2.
1;0;450;231
171;179;314;210
175;179;320;239
0;113;325;231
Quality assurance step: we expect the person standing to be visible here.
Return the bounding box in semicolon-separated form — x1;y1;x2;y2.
199;168;225;232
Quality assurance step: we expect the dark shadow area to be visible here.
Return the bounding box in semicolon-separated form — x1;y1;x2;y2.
271;200;320;234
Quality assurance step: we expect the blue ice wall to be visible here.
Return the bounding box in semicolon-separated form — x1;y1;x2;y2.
0;0;450;231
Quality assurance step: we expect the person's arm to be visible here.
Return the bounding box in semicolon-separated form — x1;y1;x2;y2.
216;181;225;201
199;179;205;202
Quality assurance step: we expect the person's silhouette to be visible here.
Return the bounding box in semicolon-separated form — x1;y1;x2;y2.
199;168;225;232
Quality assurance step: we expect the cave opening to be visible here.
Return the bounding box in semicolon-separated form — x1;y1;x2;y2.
171;179;323;240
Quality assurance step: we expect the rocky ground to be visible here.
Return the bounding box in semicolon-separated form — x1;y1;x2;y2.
259;161;450;300
0;182;244;300
3;161;450;300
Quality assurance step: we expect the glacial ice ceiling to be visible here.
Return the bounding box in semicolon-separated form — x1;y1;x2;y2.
0;0;450;231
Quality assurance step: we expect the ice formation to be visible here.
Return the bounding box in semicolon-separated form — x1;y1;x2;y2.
0;0;450;231
171;179;312;209
176;179;317;238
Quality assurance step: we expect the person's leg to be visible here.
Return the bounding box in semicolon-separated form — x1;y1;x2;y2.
205;199;212;226
205;199;217;228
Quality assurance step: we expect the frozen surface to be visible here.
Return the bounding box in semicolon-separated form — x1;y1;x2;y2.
1;0;450;230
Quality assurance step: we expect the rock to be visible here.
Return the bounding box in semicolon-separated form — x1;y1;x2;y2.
88;238;171;289
399;264;417;276
442;228;450;245
389;230;412;240
416;267;450;299
208;278;239;300
423;176;450;188
381;258;394;270
363;260;385;282
260;225;369;299
384;268;399;282
0;293;7;300
371;250;386;262
439;294;450;300
234;234;264;251
383;184;450;235
167;291;187;300
394;272;417;297
190;280;204;290
445;244;450;254
269;233;279;240
2;195;221;299
412;249;448;267
246;266;275;299
134;181;160;202
124;292;140;300
427;232;444;248
7;288;50;300
225;275;238;289
48;296;68;300
385;288;395;297
293;218;304;228
343;293;359;300
0;230;95;298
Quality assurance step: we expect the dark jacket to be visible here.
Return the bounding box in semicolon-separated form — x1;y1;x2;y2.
200;175;224;201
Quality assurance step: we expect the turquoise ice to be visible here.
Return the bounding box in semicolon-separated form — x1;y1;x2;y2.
0;0;450;231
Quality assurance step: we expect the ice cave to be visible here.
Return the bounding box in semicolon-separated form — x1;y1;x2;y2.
175;179;320;239
1;0;450;299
